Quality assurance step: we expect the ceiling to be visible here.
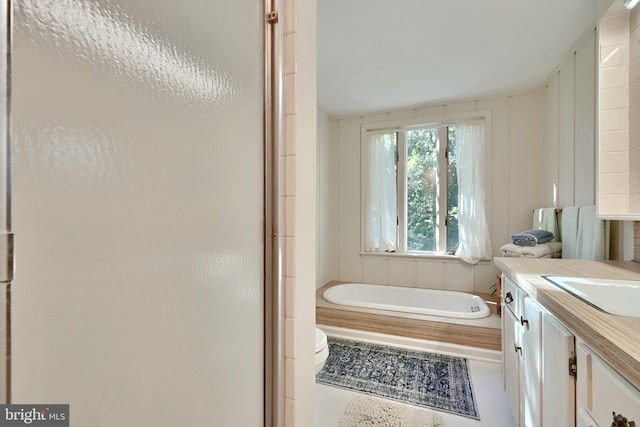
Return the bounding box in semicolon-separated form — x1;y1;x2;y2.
317;0;615;117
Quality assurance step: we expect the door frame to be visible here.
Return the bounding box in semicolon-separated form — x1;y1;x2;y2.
0;0;12;405
264;0;285;425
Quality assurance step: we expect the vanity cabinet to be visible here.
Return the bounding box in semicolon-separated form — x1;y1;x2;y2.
495;257;640;427
502;272;640;427
502;274;576;427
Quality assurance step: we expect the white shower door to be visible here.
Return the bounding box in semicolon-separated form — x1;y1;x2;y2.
10;0;266;425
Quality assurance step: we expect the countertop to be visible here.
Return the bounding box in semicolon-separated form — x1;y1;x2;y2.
493;257;640;390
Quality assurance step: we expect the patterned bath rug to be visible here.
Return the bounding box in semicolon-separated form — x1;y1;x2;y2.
316;337;479;420
338;394;445;427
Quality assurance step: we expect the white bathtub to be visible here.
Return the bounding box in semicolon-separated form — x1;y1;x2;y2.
323;283;491;319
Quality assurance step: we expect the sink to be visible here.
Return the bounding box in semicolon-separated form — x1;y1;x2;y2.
544;276;640;318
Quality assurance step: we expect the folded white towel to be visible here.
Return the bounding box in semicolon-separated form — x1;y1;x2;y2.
561;206;580;259
500;242;562;258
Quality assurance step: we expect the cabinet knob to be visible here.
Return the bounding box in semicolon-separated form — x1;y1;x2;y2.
505;292;514;304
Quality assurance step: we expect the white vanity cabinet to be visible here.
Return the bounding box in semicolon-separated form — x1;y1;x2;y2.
495;258;640;427
576;339;640;427
502;274;576;427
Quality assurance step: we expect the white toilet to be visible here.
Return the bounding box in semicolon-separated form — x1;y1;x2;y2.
315;327;329;374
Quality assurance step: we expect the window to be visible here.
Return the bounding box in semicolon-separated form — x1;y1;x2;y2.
364;123;459;255
403;126;458;253
364;116;492;262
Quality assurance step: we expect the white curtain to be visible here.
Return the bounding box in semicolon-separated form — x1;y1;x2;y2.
365;132;397;252
455;121;492;264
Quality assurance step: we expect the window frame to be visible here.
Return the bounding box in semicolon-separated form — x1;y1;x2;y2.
360;112;491;258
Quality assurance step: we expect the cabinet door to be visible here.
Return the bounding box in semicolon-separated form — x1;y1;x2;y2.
503;306;521;425
522;296;543;427
542;313;576;426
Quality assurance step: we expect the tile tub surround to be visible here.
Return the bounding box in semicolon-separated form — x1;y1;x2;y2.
493;257;640;390
316;282;501;351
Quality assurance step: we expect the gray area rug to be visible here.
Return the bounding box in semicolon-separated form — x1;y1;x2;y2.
316;337;479;420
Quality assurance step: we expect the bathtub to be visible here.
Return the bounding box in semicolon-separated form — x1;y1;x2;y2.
322;283;491;319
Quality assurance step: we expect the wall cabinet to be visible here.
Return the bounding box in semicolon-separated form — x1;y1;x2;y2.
502;273;640;427
597;2;640;218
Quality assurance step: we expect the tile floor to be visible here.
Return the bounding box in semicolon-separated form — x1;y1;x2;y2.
316;327;517;427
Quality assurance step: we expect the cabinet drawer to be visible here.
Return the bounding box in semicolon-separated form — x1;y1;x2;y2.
578;342;640;426
502;274;521;318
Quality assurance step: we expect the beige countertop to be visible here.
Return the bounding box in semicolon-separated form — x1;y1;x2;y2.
494;257;640;390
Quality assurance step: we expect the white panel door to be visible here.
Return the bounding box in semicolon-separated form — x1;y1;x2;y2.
11;0;265;426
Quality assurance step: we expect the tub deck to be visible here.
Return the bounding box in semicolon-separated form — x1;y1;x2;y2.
316;281;501;351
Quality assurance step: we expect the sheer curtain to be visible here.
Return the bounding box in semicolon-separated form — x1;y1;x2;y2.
365;132;397;252
455;121;492;264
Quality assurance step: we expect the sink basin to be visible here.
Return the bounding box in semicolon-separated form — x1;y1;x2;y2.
544;276;640;318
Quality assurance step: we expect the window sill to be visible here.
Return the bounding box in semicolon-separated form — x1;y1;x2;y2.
360;251;492;263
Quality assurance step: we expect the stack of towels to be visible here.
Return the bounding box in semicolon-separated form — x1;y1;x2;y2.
500;229;562;258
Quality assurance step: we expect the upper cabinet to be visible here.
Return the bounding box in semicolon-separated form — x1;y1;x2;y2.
598;1;640;218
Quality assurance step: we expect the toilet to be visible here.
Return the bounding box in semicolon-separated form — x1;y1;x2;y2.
315;327;329;374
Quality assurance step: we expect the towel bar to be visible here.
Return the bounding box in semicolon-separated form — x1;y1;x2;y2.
532;208;563;213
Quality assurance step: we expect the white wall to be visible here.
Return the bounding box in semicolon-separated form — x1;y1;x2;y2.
292;0;318;426
318;91;546;293
316;108;339;287
545;29;597;208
